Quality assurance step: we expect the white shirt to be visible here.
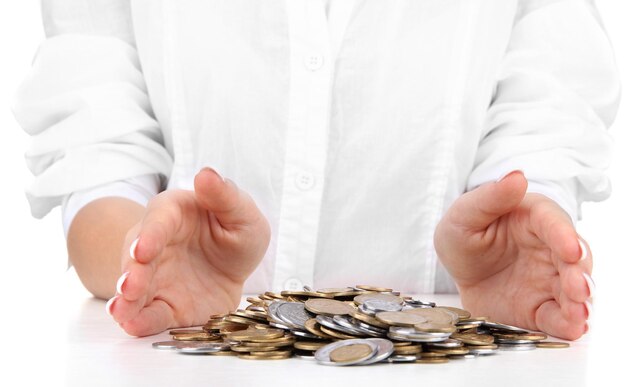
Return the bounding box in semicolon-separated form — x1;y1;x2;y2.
14;0;620;294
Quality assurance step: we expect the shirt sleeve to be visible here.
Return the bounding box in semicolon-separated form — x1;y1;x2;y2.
12;0;172;219
467;0;621;221
61;174;160;237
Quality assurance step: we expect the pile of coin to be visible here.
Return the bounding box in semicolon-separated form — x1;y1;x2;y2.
152;285;569;365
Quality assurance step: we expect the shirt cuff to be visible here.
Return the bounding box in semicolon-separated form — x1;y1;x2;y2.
61;174;160;237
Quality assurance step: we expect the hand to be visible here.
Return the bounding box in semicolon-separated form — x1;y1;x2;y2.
434;171;593;340
107;168;271;336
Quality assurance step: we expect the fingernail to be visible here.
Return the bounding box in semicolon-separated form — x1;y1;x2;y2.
129;238;139;260
106;296;119;316
578;238;588;261
205;167;226;183
583;273;595;299
116;271;130;295
497;170;524;183
584;300;593;321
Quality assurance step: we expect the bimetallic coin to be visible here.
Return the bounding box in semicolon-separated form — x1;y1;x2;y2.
360;339;395;365
152;341;182;350
315;339;378;366
329;344;373;363
305;298;355;316
536;341;570;349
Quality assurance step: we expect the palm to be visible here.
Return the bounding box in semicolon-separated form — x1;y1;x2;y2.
110;168;270;336
435;173;592;340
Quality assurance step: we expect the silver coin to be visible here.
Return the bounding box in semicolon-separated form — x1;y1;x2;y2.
449;354;478;359
360;339;395;365
389;326;452;338
351;318;388;335
302;285;313;292
404;299;436;308
316;315;363;336
481;321;527;333
332;315;369;337
152;341;182;350
343;318;386;338
291;329;321;339
176;342;230;354
386;355;418;363
276;302;312;330
315;339;379;366
468;347;497;356
498;344;536;351
387;332;451;343
269;321;292;330
294;352;316;360
362;299;403;314
267;300;287;323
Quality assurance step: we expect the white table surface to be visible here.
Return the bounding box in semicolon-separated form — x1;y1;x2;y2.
7;270;621;387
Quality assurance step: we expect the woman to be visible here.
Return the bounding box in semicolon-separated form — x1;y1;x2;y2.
14;0;619;339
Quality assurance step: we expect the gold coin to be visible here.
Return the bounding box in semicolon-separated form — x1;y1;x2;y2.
405;307;459;325
416;357;449;364
238;353;291;360
319;325;359;340
439;306;471;320
419;351;448;358
353;293;404;306
281;290;334;299
169;329;205;335
224;315;259;325
316;287;355;294
305;298;354;316
329;343;373;363
451;333;494;345
303;319;335;339
432;347;470;356
375;311;428;327
231;337;296;348
173;332;220;341
249;350;292;357
246;296;264;304
355;285;393;292
294;341;331;351
230;345;282;353
264;291;286;299
536;341;570;349
495;333;548;341
227;328;284;341
414;322;457;333
392;345;423;355
393;341;412;347
350;310;390;329
466;344;498;350
204;320;248;331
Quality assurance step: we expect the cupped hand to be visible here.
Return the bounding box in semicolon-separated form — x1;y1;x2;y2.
434;171;593;340
107;168;271;336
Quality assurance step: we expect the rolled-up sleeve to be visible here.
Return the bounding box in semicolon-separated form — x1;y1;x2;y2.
467;0;621;221
12;0;172;218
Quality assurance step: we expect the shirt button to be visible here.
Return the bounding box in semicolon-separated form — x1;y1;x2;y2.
303;54;324;71
284;278;303;291
295;171;315;191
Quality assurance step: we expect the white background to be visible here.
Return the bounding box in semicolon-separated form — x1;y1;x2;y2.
0;1;624;384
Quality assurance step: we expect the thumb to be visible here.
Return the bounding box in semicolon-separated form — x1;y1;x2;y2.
449;170;528;231
193;167;257;229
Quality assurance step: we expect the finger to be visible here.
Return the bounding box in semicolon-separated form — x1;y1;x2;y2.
448;170;528;231
110;295;146;324
535;300;586;341
119;299;175;337
558;259;593;303
193;167;259;229
529;198;582;264
558;290;588;324
118;260;156;302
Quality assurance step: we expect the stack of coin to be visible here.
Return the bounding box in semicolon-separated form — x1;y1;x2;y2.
152;285;570;365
